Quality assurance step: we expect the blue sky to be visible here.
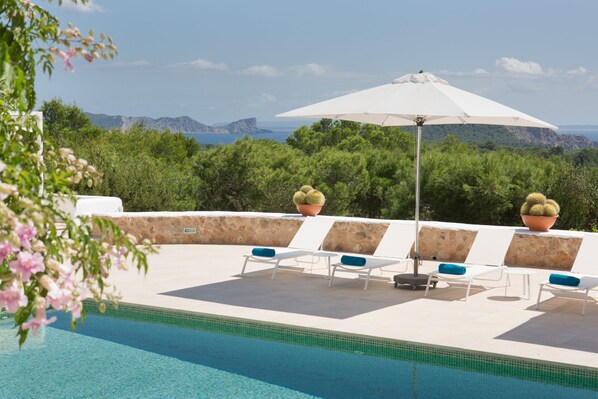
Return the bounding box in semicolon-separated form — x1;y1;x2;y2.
36;0;598;125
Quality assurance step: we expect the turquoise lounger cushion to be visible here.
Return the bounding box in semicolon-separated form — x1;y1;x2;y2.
438;263;467;275
252;248;276;257
549;273;580;287
341;255;366;267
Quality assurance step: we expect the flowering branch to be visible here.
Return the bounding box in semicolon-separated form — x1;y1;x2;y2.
0;0;155;346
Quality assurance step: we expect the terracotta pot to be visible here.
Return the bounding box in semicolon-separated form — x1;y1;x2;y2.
296;204;323;217
521;214;558;232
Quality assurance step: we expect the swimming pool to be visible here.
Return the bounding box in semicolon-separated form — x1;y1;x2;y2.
1;303;597;399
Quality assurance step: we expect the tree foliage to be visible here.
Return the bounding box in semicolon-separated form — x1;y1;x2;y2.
47;110;598;231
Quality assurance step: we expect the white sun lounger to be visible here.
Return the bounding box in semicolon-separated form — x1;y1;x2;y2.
536;234;598;315
424;228;515;301
328;222;416;290
240;217;336;279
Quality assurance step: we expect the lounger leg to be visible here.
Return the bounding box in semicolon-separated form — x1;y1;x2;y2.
536;284;544;310
271;259;281;280
424;275;433;297
329;265;338;287
241;257;250;276
364;269;373;291
465;279;473;302
582;289;589;315
327;257;331;279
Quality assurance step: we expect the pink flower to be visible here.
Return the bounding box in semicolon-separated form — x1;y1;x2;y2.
9;251;44;281
0;241;16;263
16;221;37;249
110;246;129;271
22;298;56;336
0;280;28;313
47;287;72;311
69;300;83;319
51;47;76;72
39;275;72;311
0;182;17;200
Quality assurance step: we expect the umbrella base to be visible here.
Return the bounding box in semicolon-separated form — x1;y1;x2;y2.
394;273;434;291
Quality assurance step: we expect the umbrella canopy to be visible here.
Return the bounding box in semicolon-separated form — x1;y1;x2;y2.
278;72;556;129
277;71;556;285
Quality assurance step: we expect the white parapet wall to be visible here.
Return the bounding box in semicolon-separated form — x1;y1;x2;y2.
75;195;123;214
54;195;123;216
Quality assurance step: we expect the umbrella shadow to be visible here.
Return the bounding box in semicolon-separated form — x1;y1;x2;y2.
495;294;598;354
160;269;418;319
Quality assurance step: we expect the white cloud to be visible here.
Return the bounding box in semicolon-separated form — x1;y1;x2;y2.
474;68;489;75
567;66;588;75
291;63;328;76
172;58;229;71
62;0;104;13
259;93;277;103
495;57;544;75
115;59;150;68
89;59;151;69
241;65;280;77
247;93;277;108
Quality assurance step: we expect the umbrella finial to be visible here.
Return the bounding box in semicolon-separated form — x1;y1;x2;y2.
419;70;424;73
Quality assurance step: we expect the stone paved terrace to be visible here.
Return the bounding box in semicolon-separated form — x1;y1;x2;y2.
108;243;598;370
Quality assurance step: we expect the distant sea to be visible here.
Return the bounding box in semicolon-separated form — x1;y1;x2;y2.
184;132;291;145
558;126;598;141
184;121;305;145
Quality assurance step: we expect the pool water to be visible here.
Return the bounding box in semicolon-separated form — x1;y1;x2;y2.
1;314;597;399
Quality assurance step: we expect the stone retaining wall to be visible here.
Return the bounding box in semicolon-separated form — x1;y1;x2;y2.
103;212;588;271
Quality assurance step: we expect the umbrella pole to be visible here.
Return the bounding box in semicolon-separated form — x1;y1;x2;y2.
393;119;430;290
414;123;422;276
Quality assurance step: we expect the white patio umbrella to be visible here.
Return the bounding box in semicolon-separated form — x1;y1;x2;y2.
277;71;556;288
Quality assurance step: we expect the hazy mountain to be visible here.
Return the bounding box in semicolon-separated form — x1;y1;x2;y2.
402;124;596;150
86;112;596;149
85;113;272;135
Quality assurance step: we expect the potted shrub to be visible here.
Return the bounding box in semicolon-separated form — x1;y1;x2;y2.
520;192;560;232
293;185;326;216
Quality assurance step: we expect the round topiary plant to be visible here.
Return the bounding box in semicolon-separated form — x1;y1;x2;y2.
293;191;307;205
305;189;326;206
300;185;313;194
545;199;560;215
543;204;558;217
521;192;559;231
526;192;546;206
529;204;545;216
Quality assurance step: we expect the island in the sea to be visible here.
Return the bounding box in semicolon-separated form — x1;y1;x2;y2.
85;113;272;135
